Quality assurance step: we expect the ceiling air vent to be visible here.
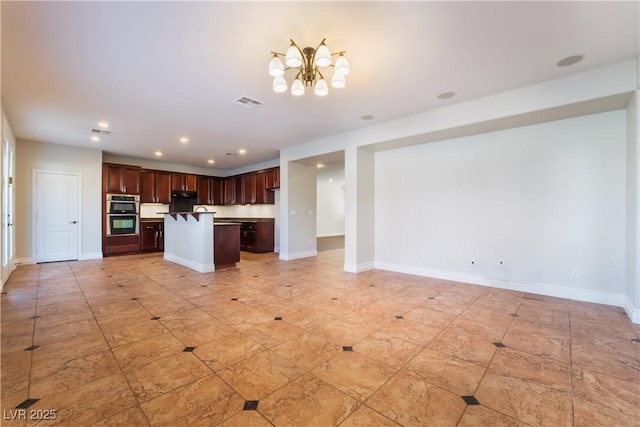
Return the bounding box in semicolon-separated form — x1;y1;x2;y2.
232;96;263;110
91;128;112;135
224;152;239;156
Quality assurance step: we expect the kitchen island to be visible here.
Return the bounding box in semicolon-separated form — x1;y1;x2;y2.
163;212;241;272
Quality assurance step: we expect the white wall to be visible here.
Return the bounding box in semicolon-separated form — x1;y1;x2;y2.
626;90;640;322
280;161;317;260
1;108;17;287
375;111;626;304
317;180;345;237
15;139;103;262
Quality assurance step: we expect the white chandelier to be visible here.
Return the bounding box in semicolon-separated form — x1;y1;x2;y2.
269;39;351;96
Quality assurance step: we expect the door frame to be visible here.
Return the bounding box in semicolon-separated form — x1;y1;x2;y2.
32;169;82;263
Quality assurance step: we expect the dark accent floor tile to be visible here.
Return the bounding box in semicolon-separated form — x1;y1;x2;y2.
151;316;161;320
274;317;283;321
183;347;196;352
493;342;506;348
131;297;139;300
231;298;238;301
510;313;520;317
29;315;41;320
243;400;259;410
631;338;640;343
461;395;480;405
428;297;435;299
285;285;292;288
201;285;208;288
342;346;353;352
117;285;124;287
395;315;404;320
331;298;338;300
16;399;39;409
24;345;40;352
369;285;375;287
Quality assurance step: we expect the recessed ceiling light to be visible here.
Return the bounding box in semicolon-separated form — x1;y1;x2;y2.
317;163;325;168
557;54;584;67
180;137;189;144
154;151;162;157
437;92;455;99
361;115;374;120
238;149;246;155
98;122;109;129
208;159;215;164
329;178;334;182
90;136;100;142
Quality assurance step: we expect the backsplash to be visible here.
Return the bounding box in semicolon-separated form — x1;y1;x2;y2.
140;203;170;218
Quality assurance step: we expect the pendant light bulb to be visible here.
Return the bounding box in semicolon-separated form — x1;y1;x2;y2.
291;79;305;96
285;43;302;68
268;55;285;77
331;73;346;89
314;43;331;67
334;54;351;75
273;76;287;93
314;78;329;96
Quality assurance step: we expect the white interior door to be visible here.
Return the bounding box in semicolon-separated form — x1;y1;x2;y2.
35;171;79;262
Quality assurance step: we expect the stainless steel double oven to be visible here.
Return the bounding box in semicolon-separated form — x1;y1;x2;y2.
106;194;140;235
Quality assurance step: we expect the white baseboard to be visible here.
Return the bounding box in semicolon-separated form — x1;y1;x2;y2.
163;253;214;273
79;252;103;261
623;296;640;324
317;233;345;238
375;262;625;308
344;261;375;273
279;250;317;261
14;257;35;265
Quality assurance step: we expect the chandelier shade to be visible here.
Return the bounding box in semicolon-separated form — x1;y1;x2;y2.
269;38;349;96
268;55;285;77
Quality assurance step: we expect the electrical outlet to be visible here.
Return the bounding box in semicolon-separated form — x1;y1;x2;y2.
572;268;580;279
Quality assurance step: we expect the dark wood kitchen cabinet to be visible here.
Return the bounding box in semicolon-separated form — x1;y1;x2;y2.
265;167;280;189
104;235;141;255
198;176;224;205
140;221;164;252
224;177;236;205
214;224;241;268
140;170;172;203
103;163;140;194
171;173;198;192
241;171;274;205
240;221;274;253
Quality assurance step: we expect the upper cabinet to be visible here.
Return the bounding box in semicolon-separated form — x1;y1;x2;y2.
171;173;198;192
240;170;274;205
103;163;140;194
141;170;172;203
105;163;278;205
198;176;226;205
265;167;280;189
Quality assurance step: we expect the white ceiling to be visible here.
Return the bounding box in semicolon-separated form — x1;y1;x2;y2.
2;1;638;171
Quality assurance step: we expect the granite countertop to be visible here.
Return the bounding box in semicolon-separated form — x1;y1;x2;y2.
215;217;275;223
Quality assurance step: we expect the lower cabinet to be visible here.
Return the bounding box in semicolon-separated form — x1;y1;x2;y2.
104;235;141;256
214;224;241;268
240;221;274;253
140;221;164;252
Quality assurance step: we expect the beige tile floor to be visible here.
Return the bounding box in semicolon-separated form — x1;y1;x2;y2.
1;249;639;426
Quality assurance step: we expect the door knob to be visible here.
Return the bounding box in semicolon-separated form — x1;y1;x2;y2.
69;220;78;224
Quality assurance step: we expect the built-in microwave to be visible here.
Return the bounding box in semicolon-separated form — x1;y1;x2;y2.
106;194;139;214
106;214;139;235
